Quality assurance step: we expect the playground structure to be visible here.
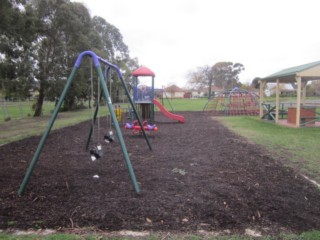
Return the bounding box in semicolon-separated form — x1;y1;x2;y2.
260;60;320;127
125;120;158;134
131;66;185;123
18;51;153;195
153;98;185;122
203;87;260;116
132;66;156;122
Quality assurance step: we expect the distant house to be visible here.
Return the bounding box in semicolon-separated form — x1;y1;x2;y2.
183;92;192;98
268;85;295;97
183;86;224;99
209;86;224;97
164;85;185;98
184;89;206;98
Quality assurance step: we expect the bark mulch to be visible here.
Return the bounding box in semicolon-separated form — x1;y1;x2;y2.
1;111;320;234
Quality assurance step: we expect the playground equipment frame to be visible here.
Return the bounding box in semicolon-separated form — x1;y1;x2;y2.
18;51;151;195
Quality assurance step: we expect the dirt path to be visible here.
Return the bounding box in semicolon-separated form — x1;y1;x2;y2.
1;112;320;234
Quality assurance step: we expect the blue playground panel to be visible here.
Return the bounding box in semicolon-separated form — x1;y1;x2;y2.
133;86;154;103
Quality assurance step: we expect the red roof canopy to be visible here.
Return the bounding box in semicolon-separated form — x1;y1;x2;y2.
132;66;155;77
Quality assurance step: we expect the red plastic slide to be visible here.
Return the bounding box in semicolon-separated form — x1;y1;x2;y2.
153;99;185;123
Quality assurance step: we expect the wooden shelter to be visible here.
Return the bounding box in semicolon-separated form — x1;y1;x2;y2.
259;60;320;127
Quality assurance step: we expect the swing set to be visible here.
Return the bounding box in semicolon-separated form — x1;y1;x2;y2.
86;59;116;161
86;59;118;161
18;50;152;195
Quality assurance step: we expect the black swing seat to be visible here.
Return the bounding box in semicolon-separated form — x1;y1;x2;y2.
104;134;114;143
90;147;102;160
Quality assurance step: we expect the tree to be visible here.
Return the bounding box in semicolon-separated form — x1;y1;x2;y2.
116;57;139;94
212;62;244;89
31;0;94;115
187;65;214;98
308;81;320;96
187;62;244;98
202;65;215;98
92;16;129;62
92;16;137;100
186;67;206;89
251;77;261;89
0;0;39;99
1;0;139;114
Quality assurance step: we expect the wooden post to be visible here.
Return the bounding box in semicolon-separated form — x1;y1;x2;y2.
302;81;307;106
296;76;302;127
259;80;266;118
275;79;280;123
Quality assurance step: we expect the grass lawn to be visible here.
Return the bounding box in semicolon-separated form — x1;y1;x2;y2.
0;107;109;145
159;98;208;111
0;101;55;121
0;98;208;145
0;98;208;122
217;116;320;182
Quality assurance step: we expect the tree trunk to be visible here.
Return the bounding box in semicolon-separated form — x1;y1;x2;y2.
33;84;45;117
64;97;75;111
208;79;212;99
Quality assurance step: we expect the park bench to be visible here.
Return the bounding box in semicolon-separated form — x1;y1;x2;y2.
300;116;319;125
262;103;287;120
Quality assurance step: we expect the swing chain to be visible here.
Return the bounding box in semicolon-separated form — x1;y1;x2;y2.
104;67;115;143
89;59;102;161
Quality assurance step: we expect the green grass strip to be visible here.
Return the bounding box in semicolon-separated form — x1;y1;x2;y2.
1;231;320;239
218;116;320;182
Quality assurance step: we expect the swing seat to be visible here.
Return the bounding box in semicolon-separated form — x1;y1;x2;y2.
90;147;102;161
104;134;114;143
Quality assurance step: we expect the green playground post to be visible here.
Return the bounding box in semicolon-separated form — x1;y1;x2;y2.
98;60;152;151
96;66;140;193
18;67;78;195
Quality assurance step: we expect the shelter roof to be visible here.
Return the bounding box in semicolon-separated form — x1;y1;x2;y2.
262;60;320;83
132;66;155;77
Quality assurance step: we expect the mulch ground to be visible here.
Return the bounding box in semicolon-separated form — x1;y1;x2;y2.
1;111;320;235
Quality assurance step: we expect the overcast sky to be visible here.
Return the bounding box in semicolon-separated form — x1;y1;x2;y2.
77;0;320;88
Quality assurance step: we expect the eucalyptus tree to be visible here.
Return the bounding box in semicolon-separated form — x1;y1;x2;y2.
1;0;138;112
251;77;261;89
31;0;94;115
92;16;139;99
92;16;130;61
212;62;244;89
0;0;39;99
187;62;245;96
118;57;139;93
